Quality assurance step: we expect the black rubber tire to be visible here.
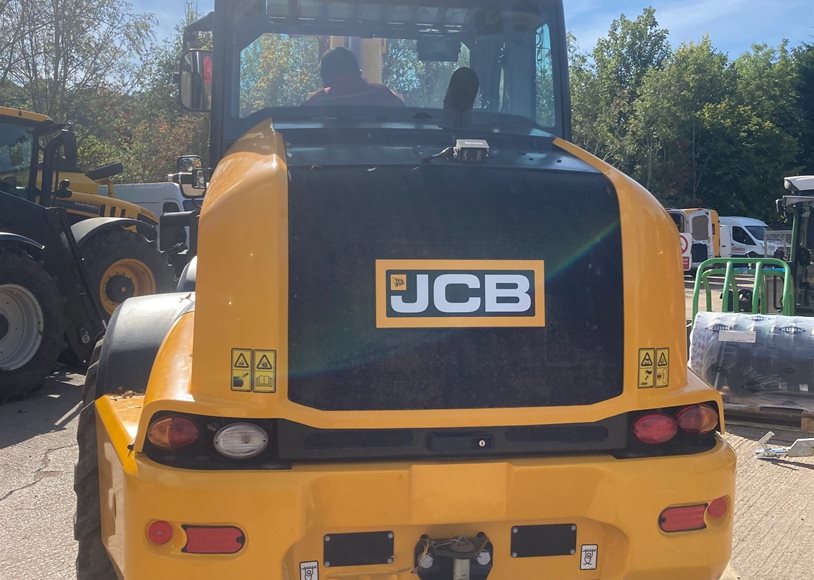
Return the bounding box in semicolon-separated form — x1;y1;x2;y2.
82;228;175;319
0;248;66;403
74;339;118;580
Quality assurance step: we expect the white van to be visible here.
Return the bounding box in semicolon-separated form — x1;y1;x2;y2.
99;182;199;217
719;216;770;257
667;208;720;269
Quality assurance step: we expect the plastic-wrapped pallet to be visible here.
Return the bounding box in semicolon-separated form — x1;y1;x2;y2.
689;312;814;400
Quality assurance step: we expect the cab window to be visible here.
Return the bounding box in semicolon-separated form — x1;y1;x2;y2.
691;215;709;241
0;125;34;191
732;226;752;245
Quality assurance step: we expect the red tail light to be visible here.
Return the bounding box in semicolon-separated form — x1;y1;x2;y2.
632;413;678;444
147;520;173;545
659;504;707;532
707;496;728;518
676;404;719;434
182;525;245;554
147;416;200;451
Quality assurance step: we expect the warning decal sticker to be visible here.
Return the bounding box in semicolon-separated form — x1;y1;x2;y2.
655;348;669;388
638;348;655;388
638;347;670;389
231;348;252;392
300;561;319;580
580;544;598;570
253;350;277;393
230;348;277;393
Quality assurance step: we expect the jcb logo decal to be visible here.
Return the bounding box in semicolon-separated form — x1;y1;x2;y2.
375;260;545;328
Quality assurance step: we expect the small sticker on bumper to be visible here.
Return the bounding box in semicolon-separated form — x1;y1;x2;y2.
580;544;598;570
300;560;319;580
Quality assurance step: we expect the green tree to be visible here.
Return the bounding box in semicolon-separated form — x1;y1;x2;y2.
631;37;731;203
697;99;798;218
570;7;671;170
793;44;814;173
382;39;468;108
569;33;611;155
734;42;801;142
77;2;209;182
239;34;322;115
3;0;155;122
0;1;45;87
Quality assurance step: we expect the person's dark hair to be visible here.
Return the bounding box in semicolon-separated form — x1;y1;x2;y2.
320;47;361;84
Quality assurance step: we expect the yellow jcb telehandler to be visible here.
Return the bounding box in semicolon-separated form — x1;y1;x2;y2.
74;1;736;578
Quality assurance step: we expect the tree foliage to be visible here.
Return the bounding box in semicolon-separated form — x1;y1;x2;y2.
0;2;809;220
239;35;322;115
572;8;671;170
570;9;810;221
2;0;155;121
0;0;207;182
793;43;814;174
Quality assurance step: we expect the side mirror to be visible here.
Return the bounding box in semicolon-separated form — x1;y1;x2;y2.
180;50;213;112
159;210;199;258
55;179;72;198
776;198;792;222
169;155;207;198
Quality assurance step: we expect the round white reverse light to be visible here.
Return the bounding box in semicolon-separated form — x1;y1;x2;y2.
213;423;268;459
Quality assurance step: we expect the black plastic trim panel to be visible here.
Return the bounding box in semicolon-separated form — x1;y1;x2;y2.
277;415;628;461
141;404;720;469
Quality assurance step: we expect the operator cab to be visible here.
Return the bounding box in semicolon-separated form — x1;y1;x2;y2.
180;0;570;163
779;175;814;314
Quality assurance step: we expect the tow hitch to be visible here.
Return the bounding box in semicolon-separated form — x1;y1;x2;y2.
414;534;494;580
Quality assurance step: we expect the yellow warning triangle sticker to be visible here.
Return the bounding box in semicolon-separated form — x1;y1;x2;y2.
256;354;273;370
234;353;250;368
641;352;653;367
657;352;668;366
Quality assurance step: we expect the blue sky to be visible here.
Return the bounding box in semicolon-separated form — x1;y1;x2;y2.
136;0;813;57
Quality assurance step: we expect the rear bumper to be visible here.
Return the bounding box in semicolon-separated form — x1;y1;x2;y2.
98;431;735;580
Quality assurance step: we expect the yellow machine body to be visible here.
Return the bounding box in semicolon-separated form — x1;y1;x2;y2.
45;169;158;224
93;124;736;579
0;106;157;224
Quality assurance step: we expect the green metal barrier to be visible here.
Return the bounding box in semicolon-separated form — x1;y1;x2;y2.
691;258;794;325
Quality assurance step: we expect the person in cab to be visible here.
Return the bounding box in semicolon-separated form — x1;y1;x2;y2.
304;47;405;107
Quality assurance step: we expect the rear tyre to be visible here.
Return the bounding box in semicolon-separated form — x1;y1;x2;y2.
82;229;174;318
74;339;118;580
0;248;65;403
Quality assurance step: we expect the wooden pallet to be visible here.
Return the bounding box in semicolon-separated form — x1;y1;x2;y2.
724;402;814;433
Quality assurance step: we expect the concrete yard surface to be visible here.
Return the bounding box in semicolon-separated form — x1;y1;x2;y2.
725;424;814;580
1;370;813;579
0;371;83;580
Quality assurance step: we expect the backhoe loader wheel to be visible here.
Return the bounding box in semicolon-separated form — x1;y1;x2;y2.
0;249;65;403
82;228;174;317
74;339;117;580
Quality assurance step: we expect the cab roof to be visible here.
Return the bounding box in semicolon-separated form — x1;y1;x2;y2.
719;216;768;227
785;176;814;195
0;106;52;125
